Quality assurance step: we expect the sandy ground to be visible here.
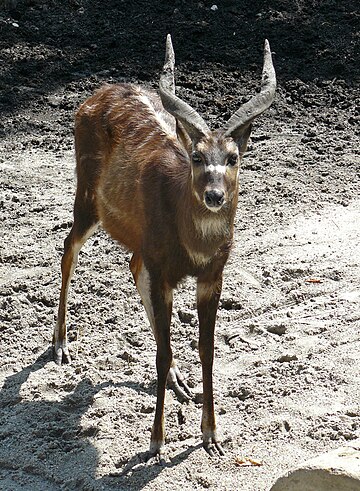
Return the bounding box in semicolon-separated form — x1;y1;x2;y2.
1;1;360;490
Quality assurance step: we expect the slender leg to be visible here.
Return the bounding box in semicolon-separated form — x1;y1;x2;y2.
130;255;191;402
197;273;225;456
53;191;98;365
130;255;174;459
150;297;172;461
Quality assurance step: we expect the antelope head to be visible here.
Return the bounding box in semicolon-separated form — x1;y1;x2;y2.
159;35;276;213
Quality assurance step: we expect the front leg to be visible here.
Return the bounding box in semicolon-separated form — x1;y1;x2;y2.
197;274;225;456
130;254;173;460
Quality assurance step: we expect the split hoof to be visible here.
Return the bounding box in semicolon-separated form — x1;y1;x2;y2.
203;438;225;457
145;441;167;466
167;365;192;402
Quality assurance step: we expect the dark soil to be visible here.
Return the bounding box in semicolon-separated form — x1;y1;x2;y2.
1;1;359;490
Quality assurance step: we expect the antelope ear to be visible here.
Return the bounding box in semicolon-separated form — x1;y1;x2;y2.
232;123;252;157
176;120;192;152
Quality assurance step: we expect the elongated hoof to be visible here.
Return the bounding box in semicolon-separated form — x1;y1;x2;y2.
145;441;167;466
203;440;225;457
203;433;225;457
167;365;192;402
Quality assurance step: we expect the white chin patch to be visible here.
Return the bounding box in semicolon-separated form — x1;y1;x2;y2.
203;200;224;212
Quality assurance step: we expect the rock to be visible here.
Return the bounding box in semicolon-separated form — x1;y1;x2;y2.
178;309;195;325
266;323;287;336
270;442;360;491
276;353;298;363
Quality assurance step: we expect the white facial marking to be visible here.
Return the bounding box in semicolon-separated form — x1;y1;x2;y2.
207;164;227;175
203;200;224;213
194;189;202;204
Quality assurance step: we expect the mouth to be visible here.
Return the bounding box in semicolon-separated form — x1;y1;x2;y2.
203;198;226;212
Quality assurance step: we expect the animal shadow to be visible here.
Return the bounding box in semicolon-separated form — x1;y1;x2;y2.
0;349;198;490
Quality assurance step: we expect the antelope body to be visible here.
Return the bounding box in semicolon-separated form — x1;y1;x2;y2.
54;36;276;459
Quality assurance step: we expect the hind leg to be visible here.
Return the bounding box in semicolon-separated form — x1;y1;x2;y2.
53;192;99;365
130;254;191;402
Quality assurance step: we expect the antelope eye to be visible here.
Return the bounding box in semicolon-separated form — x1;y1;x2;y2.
227;154;238;167
192;152;203;165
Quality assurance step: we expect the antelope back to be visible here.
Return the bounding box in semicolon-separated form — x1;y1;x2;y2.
74;83;182;253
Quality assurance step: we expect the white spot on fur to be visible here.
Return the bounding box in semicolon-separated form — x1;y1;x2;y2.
207;164;226;175
202;428;218;443
149;439;165;454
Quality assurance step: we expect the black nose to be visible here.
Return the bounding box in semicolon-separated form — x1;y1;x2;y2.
204;189;225;208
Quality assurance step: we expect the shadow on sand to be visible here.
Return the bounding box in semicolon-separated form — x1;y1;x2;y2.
0;349;199;490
